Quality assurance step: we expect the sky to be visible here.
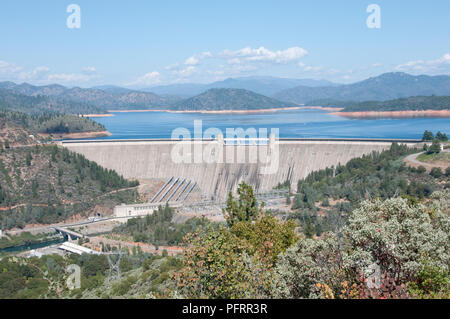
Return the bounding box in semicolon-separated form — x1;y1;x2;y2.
1;0;450;88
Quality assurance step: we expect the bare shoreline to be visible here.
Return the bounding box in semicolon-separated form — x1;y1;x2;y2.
333;109;450;118
81;114;114;118
105;106;343;114
82;107;450;118
39;130;112;139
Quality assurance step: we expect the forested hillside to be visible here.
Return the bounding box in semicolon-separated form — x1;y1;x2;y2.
0;82;167;110
309;95;450;112
0;144;139;229
173;88;295;110
1;111;105;138
0;88;104;115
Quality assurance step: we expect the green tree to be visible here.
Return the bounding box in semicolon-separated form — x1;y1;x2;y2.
435;131;448;142
427;140;441;154
26;152;32;167
223;182;263;227
430;167;443;178
174;226;275;299
417;166;426;174
422;130;434;141
230;213;298;266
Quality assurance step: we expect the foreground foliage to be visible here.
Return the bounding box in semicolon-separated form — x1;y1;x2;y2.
275;191;449;299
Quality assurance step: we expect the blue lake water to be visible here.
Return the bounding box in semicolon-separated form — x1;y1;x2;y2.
91;109;450;140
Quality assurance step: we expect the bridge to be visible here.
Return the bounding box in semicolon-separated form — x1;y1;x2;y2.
52;227;84;241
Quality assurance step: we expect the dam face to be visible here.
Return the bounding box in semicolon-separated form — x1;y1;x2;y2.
62;139;413;201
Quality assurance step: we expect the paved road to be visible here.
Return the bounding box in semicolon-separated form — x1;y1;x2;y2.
404;149;449;170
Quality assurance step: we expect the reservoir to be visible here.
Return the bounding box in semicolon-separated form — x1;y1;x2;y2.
91;109;450;140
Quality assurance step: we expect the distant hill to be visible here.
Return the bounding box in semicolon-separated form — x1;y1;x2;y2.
172;88;296;111
91;85;134;95
142;83;208;97
339;95;450;112
0;88;105;115
145;76;338;97
0;89;109;140
0;82;168;110
273;72;450;104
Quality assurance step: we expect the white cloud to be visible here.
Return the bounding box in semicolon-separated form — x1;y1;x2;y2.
184;51;212;66
220;46;308;64
174;66;197;77
395;53;450;74
18;66;51;81
0;59;103;84
165;63;180;70
298;62;324;73
0;60;23;77
155;46;309;83
47;73;97;83
128;71;161;86
82;66;97;75
184;56;199;66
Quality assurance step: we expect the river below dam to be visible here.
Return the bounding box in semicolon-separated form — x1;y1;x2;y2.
89;109;450;140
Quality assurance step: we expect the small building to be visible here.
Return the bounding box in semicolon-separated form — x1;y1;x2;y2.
114;203;160;218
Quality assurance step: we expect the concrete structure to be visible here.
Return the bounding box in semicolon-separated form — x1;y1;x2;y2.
58;242;101;255
113;202;184;218
52;227;84;241
114;203;160;218
62;138;420;201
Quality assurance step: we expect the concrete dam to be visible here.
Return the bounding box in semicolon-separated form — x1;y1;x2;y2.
62;138;420;201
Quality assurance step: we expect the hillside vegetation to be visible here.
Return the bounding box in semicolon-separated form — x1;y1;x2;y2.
290;143;449;237
173;88;296;110
310;96;450;112
112;204;212;247
0;88;108;142
0;82;167;110
1;181;448;299
0;88;104;115
1;111;105;137
0;144;139;229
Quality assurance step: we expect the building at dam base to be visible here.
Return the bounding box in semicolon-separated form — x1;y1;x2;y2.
62;138;419;201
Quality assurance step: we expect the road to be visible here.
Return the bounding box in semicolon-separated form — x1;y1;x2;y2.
404;149;449;170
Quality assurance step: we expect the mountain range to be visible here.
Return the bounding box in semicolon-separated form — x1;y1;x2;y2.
0;82;167;110
273;72;450;104
1;72;450;113
143;76;338;97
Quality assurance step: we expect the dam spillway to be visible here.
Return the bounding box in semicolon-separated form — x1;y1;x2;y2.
61;138;420;201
